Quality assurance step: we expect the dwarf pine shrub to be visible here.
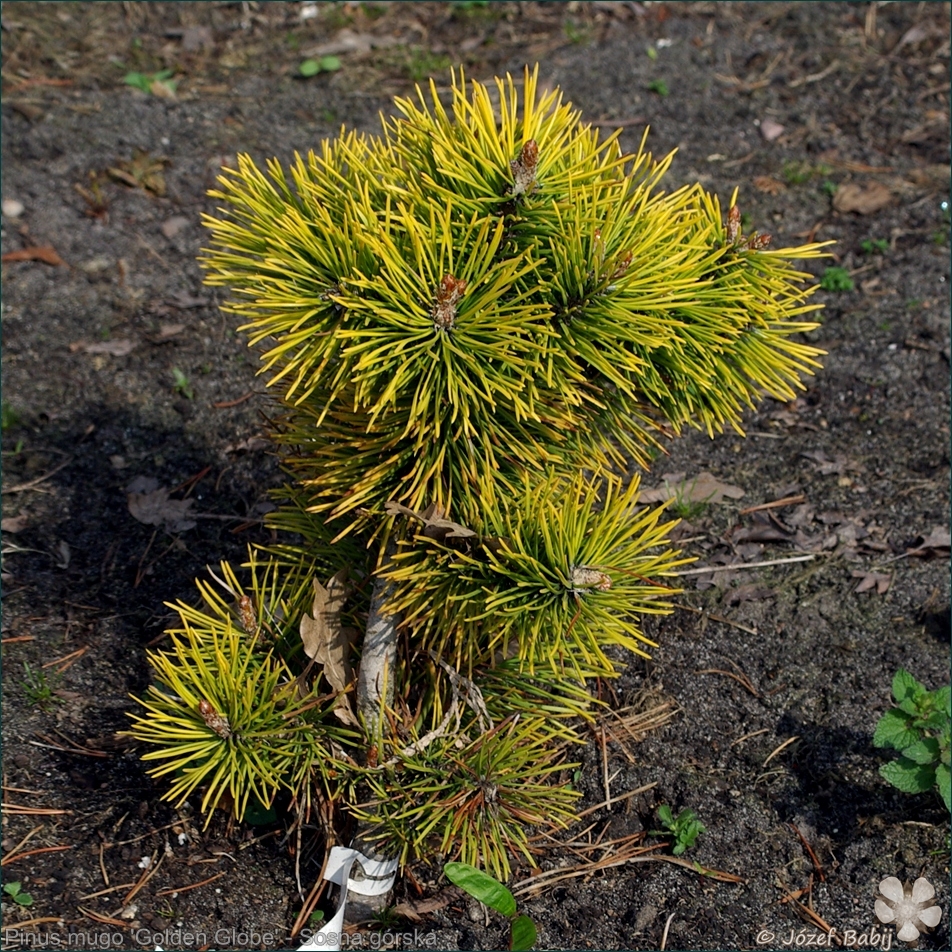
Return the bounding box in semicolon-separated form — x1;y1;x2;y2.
127;67;827;880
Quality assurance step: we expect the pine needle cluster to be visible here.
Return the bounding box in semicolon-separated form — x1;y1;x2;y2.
128;67;828;880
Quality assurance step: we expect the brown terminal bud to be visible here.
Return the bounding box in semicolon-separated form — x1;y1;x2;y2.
431;274;467;331
198;699;231;738
746;232;772;250
726;205;741;245
569;566;613;591
510;139;538;197
238;595;257;636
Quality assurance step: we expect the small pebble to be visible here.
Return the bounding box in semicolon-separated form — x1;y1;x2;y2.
2;199;24;218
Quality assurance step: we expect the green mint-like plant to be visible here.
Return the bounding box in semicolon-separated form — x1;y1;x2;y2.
819;266;854;292
444;861;537;951
3;882;34;907
651;804;705;855
873;669;951;812
127;66;827;882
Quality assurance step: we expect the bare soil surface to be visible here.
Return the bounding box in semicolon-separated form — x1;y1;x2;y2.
1;3;949;950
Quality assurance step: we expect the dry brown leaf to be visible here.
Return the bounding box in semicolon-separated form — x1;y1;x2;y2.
852;570;891;595
384;501;476;541
833;182;892;215
753;176;786;195
301;29;399;57
1;514;29;533
300;572;359;726
638;472;745;505
126;478;196;532
157;323;186;340
166;291;208;309
906;526;951;558
160;216;189;239
80;339;137;357
391;888;462;922
801;450;864;477
2;245;66;266
223;436;270;454
725;584;775;605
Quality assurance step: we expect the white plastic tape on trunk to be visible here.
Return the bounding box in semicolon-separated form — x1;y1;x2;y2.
155;847;397;952
297;846;399;951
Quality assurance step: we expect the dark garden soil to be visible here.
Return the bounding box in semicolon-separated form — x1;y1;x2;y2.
1;3;949;950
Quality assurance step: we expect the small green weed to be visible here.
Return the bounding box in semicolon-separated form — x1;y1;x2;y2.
668;476;713;520
124;70;177;97
860;238;889;255
782;160;814;186
444;862;536;951
647;79;669;96
370;906;401;930
3;882;33;907
651;804;705;855
299;56;342;78
564;21;592;45
646;45;658;60
819;267;854;292
22;662;60;712
874;669;950;812
821;180;838;197
171;368;194;400
670;496;708;521
308;910;325;927
405;50;452;82
2;402;21;431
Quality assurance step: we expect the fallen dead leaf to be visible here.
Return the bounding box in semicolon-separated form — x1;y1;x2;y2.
638;472;745;505
126;477;197;532
725;584;775;606
301;29;399;57
732;524;792;544
759;119;785;142
2;245;66;266
1;514;29;533
852;570;891;595
906;526;951;558
832;181;893;215
391;887;462;922
753;175;785;195
300;572;359;726
156;323;186;340
801;450;863;477
222;436;270;454
77;339;137;357
160;216;190;240
384;501;477;542
166;291;208;309
895;21;947;49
